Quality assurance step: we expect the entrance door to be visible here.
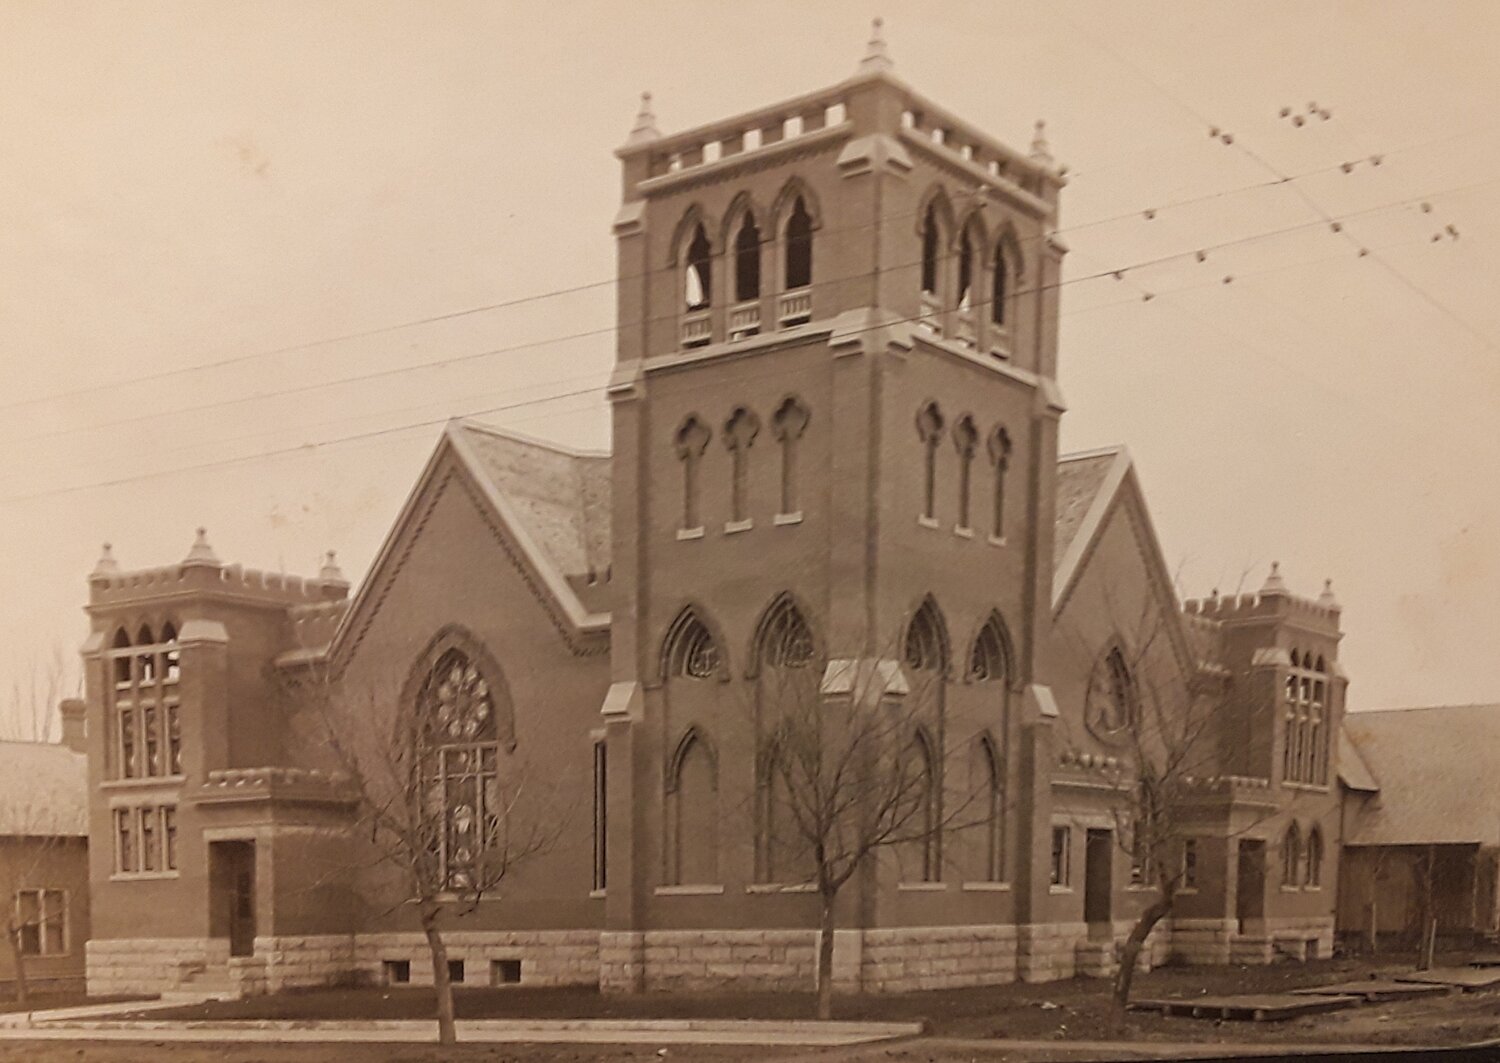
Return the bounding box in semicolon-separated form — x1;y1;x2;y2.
210;840;257;957
1236;839;1266;932
1084;828;1113;935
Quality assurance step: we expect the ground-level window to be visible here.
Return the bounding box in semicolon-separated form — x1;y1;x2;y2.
16;889;66;955
1050;825;1071;887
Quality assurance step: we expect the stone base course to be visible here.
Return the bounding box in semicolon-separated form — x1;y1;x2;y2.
86;938;228;997
860;924;1018;992
354;930;599;988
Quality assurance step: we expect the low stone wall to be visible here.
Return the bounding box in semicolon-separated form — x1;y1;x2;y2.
353;930;599;988
1171;916;1335;966
85;937;227;997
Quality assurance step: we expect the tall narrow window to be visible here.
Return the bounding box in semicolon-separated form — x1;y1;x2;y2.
167;705;182;775
904;598;948;674
734;215;761;302
684;223;712;310
163;806;178;871
136;626;155;684
968;614;1010;684
120;706;137;780
1051;825;1071;886
592;740;607;893
143;705;160;776
1305;827;1323;887
957;228;974;312
754;595;817;883
971;736;1003;882
900;731;939;882
1282;823;1301;888
1181;839;1199;890
953;415;978;530
988;426;1011;541
771;396;810;516
674;415;711;531
991;244;1010;326
115;808;135;874
759;595;814;670
111;629;131;686
784;196;812;290
916;402;944;521
723;406;761;525
141;806;158;872
667;731;718;885
920;203;940;295
161;622;180;683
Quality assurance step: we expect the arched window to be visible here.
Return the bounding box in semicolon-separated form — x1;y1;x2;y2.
952;415;978;530
734;215;761;303
1087;647;1137;739
1282;822;1301;888
991;243;1010;327
111;628;131;686
418;647;502;891
971;735;1003;882
771;396;810;517
988;426;1012;541
1105;649;1136;729
758;595;814;670
784;196;812;291
663;609;721;680
1305;826;1323;887
723;406;761;525
904;598;948;675
920;203;941;296
684;223;712;311
160;622;180;683
899;730;939;882
136;625;156;684
968;613;1010;684
666;730;718;885
916;402;944;521
674;415;711;531
957;228;975;313
756;739;814;884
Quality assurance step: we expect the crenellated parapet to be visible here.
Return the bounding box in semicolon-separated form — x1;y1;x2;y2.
87;531;349;609
191;766;355;808
1182;564;1341;635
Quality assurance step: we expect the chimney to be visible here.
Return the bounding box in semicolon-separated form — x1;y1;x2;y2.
58;699;86;754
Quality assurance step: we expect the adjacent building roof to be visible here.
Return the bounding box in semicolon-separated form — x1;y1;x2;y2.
1342;704;1500;847
0;741;87;837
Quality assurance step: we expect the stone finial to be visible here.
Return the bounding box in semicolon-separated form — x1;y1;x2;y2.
182;527;221;567
1029;120;1054;166
89;542;120;581
319;550;347;585
625;91;660;147
1318;578;1340;610
1260;561;1288;595
858;17;894;73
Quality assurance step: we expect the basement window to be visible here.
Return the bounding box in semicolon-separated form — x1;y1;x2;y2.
491;959;522;985
383;959;411;985
447;960;465;984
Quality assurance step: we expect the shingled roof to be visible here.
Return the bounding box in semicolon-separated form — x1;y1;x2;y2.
0;741;87;837
1343;704;1500;847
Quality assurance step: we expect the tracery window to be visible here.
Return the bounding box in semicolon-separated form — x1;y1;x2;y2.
1283;650;1329;785
968;614;1010;683
916;402;944;522
663;610;721;680
904;599;947;674
1087;647;1137;739
759;596;814;670
108;624;182;780
420;648;500;891
784;196;813;291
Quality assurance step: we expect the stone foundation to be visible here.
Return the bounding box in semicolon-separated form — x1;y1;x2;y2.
1171;916;1335;967
1017;922;1089;981
639;929;816;992
86;937;228;997
256;934;358;991
353;929;599;988
860;924;1018;992
1169;918;1237;965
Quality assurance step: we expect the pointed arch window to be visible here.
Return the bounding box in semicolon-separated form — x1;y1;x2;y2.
666;730;719;885
684;223;712;311
160;622;180;683
674;415;711;532
136;625;156;684
904;599;948;674
111;628;131;687
723;406;761;526
759;596;814;670
771;397;810;517
663;610;721;680
971;735;1004;882
988;426;1012;542
1282;822;1301;888
968;615;1010;684
957;228;975;312
953;415;978;531
900;730;940;882
1087;647;1137;740
916;402;944;522
419;647;503;891
1305;826;1323;887
733;214;761;303
784;196;813;291
920;203;941;296
991;243;1010;327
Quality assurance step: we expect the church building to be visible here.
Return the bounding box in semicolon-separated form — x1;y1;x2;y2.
78;30;1347;998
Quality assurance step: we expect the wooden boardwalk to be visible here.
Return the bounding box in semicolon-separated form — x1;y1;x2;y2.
1290;979;1451;1002
1129;993;1360;1022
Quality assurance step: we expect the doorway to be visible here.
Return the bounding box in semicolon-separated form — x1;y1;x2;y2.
1084;828;1113;936
210;840;257;957
1236;839;1266;933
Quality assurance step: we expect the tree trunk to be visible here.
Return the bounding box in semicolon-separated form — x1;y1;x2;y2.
419;905;456;1045
8;926;28;1007
815;889;836;1021
1113;894;1171;1009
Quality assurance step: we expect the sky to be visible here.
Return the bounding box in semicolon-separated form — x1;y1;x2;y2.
2;0;1499;733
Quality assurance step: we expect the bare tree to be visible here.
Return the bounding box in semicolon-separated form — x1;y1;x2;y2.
752;649;981;1020
294;652;569;1045
3;647;76;743
1058;580;1289;1009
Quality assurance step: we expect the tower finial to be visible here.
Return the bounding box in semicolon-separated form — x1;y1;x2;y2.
1030;119;1054;166
1260;561;1288;595
319;550;347;585
183;527;222;567
1317;578;1340;610
90;542;120;582
859;17;894;73
625;91;660;147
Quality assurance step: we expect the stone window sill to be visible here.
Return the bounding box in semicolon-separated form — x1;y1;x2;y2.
589;889;606;899
773;511;804;526
1049;884;1073;894
954;525;974;539
988;534;1007;547
961;881;1010;892
917;515;940;530
103;776;186;793
745;882;817;894
724;519;753;535
897;881;947;892
676;526;705;541
654;884;724;896
111;871;180;882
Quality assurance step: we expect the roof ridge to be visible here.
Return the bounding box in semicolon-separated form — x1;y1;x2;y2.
454;418;610;461
1348;702;1500;716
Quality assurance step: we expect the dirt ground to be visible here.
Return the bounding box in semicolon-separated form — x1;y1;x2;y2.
4;950;1498;1063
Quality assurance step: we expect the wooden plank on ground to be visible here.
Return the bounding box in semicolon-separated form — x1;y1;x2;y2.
1394;966;1500;990
1127;993;1359;1021
1468;953;1500;968
1290;979;1451;1002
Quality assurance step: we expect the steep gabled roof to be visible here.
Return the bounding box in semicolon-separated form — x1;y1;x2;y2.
1343;704;1500;846
0;742;86;837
